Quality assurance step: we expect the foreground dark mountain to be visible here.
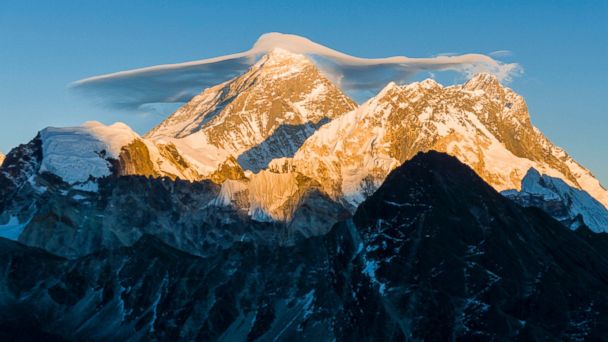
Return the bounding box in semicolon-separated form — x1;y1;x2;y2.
1;152;607;340
350;151;608;339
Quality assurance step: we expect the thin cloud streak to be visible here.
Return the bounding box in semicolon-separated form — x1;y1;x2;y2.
72;32;522;109
489;50;513;58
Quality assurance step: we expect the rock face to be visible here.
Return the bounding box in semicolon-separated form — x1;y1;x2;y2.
0;135;44;230
146;48;357;173
0;50;360;227
503;168;608;232
0;152;4;166
1;169;347;258
0;130;349;256
37;121;204;186
276;74;608;215
1;152;607;340
346;151;608;339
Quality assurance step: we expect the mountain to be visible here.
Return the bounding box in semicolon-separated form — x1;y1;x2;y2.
272;74;608;219
0;147;347;258
346;151;608;339
503;168;608;232
0;123;215;241
0;152;4;165
2;38;608;341
1;152;607;340
146;48;356;174
2;53;606;233
5;73;607;233
5;48;357;188
38;121;203;187
0;49;359;230
0;127;347;241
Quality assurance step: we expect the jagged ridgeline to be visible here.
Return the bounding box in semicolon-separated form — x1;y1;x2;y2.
2;49;607;238
1;152;608;340
0;47;608;340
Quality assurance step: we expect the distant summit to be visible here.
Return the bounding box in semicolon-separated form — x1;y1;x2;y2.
146;48;356;173
275;72;608;224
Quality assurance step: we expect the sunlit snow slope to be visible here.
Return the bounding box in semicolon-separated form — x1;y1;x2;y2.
273;73;608;217
146;48;356;174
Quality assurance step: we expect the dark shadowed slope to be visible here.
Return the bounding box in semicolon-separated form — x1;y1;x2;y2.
349;151;608;339
0;151;607;341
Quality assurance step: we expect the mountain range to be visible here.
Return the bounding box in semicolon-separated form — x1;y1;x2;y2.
1;152;607;340
0;47;607;340
3;48;606;233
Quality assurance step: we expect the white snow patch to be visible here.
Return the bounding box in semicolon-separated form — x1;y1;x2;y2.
362;259;386;295
0;216;31;240
39;121;138;184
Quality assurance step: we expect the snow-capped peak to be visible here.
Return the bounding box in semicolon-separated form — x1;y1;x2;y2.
463;72;502;93
402;78;443;93
36;121;207;187
146;46;357;174
375;81;400;98
419;78;443;90
279;74;608;216
261;47;312;67
39;121;139;184
51;121;139;158
248;48;315;81
504;168;608;232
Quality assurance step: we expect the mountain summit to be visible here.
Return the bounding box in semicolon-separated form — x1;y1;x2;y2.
146;48;356;173
273;73;608;223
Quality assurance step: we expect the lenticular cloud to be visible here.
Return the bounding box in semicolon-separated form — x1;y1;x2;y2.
72;32;521;110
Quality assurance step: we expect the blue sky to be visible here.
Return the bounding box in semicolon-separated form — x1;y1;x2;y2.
1;0;606;184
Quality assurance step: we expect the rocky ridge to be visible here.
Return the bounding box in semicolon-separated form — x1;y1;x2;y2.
146;48;357;173
1;152;607;340
271;73;608;228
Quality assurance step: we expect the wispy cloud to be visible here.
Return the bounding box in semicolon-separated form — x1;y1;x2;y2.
72;32;522;109
433;52;461;57
489;50;513;58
